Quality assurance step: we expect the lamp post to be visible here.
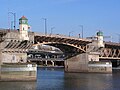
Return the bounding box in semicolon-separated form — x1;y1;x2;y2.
78;33;81;38
42;18;47;35
11;21;14;30
50;27;55;35
8;12;16;30
79;25;83;38
119;34;120;43
69;31;74;37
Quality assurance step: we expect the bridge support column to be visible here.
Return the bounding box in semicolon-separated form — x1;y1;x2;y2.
65;53;89;72
0;60;1;79
0;65;1;80
65;52;112;73
0;45;2;80
45;60;48;66
51;61;54;66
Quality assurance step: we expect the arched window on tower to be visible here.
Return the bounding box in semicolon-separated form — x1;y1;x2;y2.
23;27;24;30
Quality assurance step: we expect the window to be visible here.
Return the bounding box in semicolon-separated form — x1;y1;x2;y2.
22;20;26;23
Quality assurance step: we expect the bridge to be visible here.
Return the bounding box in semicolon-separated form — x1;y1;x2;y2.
27;31;120;73
34;32;120;60
0;30;119;77
1;16;120;82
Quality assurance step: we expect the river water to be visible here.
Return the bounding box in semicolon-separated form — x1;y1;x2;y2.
0;67;120;90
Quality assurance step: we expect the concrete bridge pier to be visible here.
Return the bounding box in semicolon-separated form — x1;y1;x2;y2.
0;64;1;79
65;53;89;72
65;52;112;73
0;53;1;77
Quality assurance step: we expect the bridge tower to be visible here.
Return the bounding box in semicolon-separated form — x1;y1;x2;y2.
19;16;29;40
97;31;104;48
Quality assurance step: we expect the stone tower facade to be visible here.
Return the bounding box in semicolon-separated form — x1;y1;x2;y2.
19;16;30;40
96;31;104;48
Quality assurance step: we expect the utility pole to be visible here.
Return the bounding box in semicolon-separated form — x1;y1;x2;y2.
79;25;83;38
119;34;120;43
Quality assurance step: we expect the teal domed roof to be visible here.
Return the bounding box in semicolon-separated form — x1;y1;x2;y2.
19;16;28;25
97;31;103;36
19;16;28;20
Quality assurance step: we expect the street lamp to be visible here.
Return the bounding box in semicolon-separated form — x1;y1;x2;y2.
69;31;74;37
78;33;81;38
8;12;16;30
11;21;14;30
50;27;55;35
79;25;83;38
42;18;47;35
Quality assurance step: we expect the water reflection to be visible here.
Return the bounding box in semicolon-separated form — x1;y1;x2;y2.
0;82;36;90
37;68;64;90
64;73;113;90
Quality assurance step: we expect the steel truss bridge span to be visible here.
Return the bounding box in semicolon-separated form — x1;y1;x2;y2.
34;33;120;60
34;34;91;53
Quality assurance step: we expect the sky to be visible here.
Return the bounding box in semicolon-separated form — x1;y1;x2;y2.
0;0;120;42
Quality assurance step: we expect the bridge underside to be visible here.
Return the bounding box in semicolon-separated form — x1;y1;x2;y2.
99;58;120;68
34;36;91;59
45;43;85;59
35;35;91;52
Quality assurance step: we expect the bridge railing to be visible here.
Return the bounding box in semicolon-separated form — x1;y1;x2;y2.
35;32;91;42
